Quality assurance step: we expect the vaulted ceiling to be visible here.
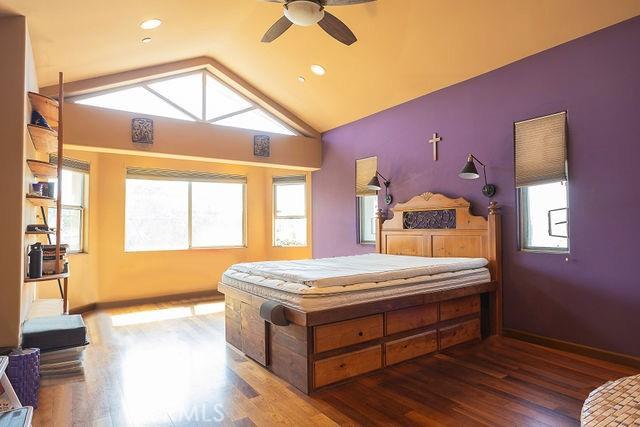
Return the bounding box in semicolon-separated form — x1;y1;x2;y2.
1;0;639;132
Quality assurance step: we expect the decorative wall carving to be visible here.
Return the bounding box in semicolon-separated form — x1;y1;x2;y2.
403;209;456;229
131;118;153;144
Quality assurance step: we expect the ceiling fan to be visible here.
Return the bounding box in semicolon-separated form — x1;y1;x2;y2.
260;0;375;46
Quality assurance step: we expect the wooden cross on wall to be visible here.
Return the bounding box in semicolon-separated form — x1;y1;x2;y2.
428;132;443;161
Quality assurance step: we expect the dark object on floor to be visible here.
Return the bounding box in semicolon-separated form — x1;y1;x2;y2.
21;315;88;353
7;349;40;409
30;110;50;128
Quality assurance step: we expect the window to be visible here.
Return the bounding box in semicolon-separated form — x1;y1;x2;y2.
355;156;378;244
48;159;90;253
74;70;297;136
273;176;307;247
520;181;568;251
125;168;246;252
358;195;378;244
515;112;569;252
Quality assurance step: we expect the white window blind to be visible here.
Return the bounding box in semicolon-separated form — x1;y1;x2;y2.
355;156;377;196
49;154;90;174
126;167;246;183
514;112;567;187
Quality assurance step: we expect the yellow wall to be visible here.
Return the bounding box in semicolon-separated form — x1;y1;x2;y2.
63;102;322;170
39;150;312;309
0;16;40;349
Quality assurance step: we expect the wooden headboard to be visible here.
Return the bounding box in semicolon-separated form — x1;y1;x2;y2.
376;192;502;284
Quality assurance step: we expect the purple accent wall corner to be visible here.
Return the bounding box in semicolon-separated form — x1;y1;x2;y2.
313;16;640;356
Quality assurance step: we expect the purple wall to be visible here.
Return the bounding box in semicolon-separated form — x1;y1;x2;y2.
313;16;640;357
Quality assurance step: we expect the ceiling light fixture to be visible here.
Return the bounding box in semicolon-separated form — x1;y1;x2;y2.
140;19;162;29
298;76;306;83
284;0;325;26
141;37;152;44
310;64;326;76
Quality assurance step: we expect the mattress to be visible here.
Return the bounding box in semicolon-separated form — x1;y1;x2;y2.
220;254;491;312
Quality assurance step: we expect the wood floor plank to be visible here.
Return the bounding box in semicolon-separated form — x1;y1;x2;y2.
32;298;638;427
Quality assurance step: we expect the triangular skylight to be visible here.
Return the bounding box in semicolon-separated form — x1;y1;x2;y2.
73;70;296;136
76;86;195;121
205;74;252;120
214;109;294;135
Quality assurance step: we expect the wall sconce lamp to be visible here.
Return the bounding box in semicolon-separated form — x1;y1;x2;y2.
367;171;393;205
459;154;497;198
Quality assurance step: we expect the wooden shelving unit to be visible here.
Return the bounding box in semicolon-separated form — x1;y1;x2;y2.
24;272;69;283
27;91;59;129
25;229;55;235
26;194;56;207
24;73;70;315
27;159;57;179
27;124;58;153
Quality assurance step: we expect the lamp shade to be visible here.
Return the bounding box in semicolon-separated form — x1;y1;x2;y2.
459;156;480;180
284;0;325;26
367;175;382;191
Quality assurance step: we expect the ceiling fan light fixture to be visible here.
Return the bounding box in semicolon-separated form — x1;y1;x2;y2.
284;0;325;26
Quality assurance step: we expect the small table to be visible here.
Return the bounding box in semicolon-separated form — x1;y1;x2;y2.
581;374;640;426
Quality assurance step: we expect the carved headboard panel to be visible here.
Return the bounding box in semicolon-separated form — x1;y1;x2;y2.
376;192;501;282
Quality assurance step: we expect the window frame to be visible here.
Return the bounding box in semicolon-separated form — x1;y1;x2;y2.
124;176;247;252
49;169;88;254
357;195;378;245
70;69;299;136
518;180;570;254
272;177;308;248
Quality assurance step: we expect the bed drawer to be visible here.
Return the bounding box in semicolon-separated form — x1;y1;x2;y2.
440;295;480;321
439;318;481;350
314;314;383;353
385;330;437;366
313;346;382;388
386;303;438;335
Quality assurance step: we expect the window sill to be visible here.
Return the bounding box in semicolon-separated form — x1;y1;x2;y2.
359;242;376;246
124;246;248;254
272;245;309;249
519;248;569;255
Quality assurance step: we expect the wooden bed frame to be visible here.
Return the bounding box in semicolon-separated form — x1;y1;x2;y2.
220;192;502;394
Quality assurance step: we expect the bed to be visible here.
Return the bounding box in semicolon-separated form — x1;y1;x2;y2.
219;192;502;393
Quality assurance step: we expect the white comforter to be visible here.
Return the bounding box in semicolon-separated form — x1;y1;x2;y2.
224;253;488;288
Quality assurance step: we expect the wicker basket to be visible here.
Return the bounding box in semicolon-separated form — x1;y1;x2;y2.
581;374;640;426
7;348;40;408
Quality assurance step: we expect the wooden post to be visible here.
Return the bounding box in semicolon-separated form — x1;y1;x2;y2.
63;277;69;314
55;72;63;275
487;201;502;335
375;208;385;254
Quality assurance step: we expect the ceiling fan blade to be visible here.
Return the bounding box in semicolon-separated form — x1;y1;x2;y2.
318;11;357;45
261;16;293;42
323;0;376;5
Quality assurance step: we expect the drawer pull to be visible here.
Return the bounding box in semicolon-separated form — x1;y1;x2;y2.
358;331;363;336
339;363;346;368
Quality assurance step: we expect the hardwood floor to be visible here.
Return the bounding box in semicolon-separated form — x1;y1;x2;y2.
32;298;638;426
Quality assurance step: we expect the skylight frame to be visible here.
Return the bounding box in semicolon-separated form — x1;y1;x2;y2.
69;69;299;136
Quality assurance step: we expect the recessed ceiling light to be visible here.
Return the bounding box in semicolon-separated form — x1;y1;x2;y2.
141;37;152;44
298;76;306;83
310;64;326;76
140;19;162;29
